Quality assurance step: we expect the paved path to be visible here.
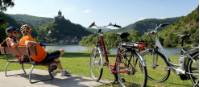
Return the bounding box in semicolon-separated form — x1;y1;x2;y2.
0;69;109;87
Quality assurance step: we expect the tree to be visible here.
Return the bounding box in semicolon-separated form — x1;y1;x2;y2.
0;0;14;12
0;19;8;43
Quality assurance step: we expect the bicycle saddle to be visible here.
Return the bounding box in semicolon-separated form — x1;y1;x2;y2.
188;47;199;58
118;32;130;42
177;33;191;39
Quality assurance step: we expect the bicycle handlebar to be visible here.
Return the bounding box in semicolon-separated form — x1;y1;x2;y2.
147;23;169;35
88;22;122;29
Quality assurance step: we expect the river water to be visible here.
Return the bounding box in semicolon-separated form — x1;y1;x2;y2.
45;45;88;52
46;45;180;56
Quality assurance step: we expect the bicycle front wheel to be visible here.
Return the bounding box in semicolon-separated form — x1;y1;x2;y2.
90;47;104;81
142;49;170;82
117;51;147;87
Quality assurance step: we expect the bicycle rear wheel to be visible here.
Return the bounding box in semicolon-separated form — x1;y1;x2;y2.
188;56;199;87
117;51;147;87
90;47;104;81
142;49;170;82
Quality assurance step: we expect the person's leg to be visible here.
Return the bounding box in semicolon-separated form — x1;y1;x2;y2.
54;49;64;70
47;49;71;76
56;49;71;76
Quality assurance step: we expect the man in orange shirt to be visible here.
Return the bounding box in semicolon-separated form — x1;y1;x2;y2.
19;24;71;76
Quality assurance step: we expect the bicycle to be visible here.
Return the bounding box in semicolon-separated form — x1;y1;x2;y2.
141;24;199;86
89;22;147;87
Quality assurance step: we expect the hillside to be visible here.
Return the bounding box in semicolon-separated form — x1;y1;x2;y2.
113;17;179;34
7;11;92;44
158;7;199;47
9;14;53;27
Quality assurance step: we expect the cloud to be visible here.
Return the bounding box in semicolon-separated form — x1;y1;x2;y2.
83;9;91;14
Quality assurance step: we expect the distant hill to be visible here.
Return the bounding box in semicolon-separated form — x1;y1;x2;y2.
7;12;92;44
113;17;179;34
9;14;53;27
0;13;18;26
158;7;199;47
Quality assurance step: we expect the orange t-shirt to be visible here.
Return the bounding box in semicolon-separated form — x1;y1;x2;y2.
19;35;47;62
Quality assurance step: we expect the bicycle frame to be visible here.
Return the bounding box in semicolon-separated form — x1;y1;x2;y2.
96;32;109;64
96;31;127;74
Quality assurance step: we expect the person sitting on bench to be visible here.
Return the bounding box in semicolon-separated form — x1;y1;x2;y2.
18;24;71;76
4;26;19;48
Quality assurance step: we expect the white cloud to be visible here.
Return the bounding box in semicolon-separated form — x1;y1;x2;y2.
83;9;91;14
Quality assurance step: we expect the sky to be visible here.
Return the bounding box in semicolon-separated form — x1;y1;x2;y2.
6;0;199;27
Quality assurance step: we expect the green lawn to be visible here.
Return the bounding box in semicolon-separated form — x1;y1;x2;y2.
0;52;193;87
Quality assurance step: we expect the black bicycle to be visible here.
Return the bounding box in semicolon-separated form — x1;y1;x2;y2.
141;24;199;87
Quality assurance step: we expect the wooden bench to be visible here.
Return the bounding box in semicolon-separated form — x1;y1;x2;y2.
0;46;54;83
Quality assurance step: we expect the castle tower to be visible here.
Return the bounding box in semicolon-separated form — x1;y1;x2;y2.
58;10;62;16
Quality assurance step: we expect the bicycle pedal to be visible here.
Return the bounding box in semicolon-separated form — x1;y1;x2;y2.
112;80;119;84
103;62;109;66
179;74;190;80
121;78;126;82
152;64;159;69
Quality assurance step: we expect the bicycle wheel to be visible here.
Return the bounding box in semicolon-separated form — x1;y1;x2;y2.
188;56;199;86
90;47;104;81
142;49;170;82
117;51;147;87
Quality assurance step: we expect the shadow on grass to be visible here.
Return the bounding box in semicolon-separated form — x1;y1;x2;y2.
165;82;192;87
63;52;90;58
63;52;116;58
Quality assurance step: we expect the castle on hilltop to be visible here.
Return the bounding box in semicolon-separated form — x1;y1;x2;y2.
55;10;65;20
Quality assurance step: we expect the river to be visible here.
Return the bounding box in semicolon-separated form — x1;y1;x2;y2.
46;45;180;56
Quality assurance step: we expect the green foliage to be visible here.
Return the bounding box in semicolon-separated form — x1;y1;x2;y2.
103;32;119;49
0;0;14;11
0;12;18;43
80;34;97;47
159;7;199;47
80;30;142;49
0;23;8;43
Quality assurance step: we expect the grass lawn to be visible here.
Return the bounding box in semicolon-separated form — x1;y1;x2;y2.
0;52;193;87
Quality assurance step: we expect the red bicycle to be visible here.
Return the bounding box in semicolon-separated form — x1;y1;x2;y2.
89;22;147;87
